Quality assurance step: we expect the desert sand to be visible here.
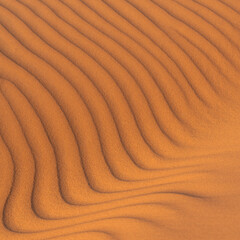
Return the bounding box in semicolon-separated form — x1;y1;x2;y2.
0;0;240;239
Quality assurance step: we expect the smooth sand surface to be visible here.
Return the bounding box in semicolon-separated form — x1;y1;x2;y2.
0;0;240;239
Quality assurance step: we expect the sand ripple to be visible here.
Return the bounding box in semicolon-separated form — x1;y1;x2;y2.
0;0;240;239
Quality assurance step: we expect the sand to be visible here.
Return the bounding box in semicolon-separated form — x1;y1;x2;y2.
0;0;240;239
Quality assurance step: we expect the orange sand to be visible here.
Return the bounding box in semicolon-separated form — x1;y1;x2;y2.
0;0;240;239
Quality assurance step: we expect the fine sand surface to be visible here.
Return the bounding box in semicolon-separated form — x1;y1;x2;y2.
1;0;240;239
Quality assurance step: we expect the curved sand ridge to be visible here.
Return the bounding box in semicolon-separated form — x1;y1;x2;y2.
0;0;240;239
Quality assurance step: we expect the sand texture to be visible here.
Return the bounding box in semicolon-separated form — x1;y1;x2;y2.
1;0;240;239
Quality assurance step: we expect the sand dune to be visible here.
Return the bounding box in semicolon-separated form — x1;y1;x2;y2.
0;0;240;239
